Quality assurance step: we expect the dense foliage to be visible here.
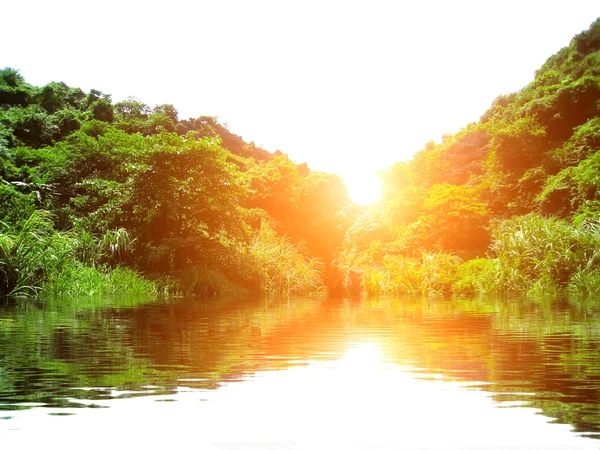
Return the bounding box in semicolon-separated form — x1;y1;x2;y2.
3;17;600;299
0;69;352;297
337;17;600;297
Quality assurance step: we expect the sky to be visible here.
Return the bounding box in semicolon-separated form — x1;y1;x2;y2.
3;0;600;201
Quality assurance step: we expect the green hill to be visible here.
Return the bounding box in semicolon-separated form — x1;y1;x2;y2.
2;17;600;300
337;17;600;298
0;70;351;298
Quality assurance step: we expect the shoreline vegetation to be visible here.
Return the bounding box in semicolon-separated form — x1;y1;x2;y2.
2;18;600;300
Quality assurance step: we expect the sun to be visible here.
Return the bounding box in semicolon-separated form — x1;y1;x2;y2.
345;173;382;205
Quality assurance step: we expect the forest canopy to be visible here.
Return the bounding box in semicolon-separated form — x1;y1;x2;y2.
2;17;600;299
0;68;353;297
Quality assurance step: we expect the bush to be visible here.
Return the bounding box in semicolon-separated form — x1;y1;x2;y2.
249;220;324;296
453;258;501;296
345;251;462;297
42;263;157;298
490;214;600;294
0;210;76;296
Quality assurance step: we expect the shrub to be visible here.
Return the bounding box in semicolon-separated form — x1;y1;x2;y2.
0;210;76;296
490;214;600;294
249;220;324;296
453;258;501;296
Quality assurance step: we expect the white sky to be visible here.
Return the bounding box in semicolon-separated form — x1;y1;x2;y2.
3;0;600;196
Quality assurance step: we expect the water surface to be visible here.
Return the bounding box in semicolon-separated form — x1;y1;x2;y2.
1;295;600;449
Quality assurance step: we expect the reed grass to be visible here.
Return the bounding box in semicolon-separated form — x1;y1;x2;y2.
490;214;600;295
0;210;153;299
342;214;600;299
452;258;501;296
74;227;134;267
356;251;462;297
249;220;325;296
0;210;76;296
172;266;246;298
42;263;158;297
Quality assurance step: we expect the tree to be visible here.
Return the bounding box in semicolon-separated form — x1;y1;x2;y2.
130;133;245;272
416;183;490;255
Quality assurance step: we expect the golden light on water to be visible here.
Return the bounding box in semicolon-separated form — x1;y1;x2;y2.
338;342;383;369
3;338;596;449
3;293;600;448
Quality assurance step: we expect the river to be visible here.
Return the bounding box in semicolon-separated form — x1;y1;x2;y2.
1;295;599;449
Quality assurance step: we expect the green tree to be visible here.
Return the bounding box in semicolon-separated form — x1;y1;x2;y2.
416;183;490;255
130;133;245;273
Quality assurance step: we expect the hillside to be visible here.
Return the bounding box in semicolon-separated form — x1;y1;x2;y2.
337;17;600;297
0;72;352;297
2;17;600;299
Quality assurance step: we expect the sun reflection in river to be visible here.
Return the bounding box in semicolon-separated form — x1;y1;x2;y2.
337;342;384;371
3;339;598;449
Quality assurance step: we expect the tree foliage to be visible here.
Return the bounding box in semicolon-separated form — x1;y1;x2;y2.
0;69;352;297
336;17;600;297
3;17;600;298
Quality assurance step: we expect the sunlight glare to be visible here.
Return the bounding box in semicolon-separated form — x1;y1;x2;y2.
346;174;382;205
4;344;598;449
338;342;383;371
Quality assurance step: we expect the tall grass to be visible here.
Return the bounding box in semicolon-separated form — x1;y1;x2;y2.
249;220;324;296
452;258;501;296
0;212;327;300
342;214;600;298
0;211;154;298
0;211;76;296
42;263;157;297
567;269;600;295
490;214;600;296
171;266;246;298
74;227;134;267
354;251;462;297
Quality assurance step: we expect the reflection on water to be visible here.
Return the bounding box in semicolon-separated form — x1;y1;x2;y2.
1;295;600;448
